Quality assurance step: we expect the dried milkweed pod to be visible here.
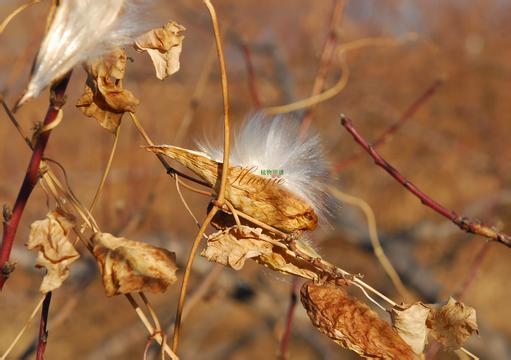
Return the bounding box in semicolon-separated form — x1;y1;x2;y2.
146;115;331;233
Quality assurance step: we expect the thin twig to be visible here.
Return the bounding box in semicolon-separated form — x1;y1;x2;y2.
329;187;413;301
171;206;219;352
0;0;41;35
335;80;442;171
35;292;52;360
0;71;71;289
300;0;346;134
89;126;121;213
340;115;511;247
0;295;45;360
128;112;211;188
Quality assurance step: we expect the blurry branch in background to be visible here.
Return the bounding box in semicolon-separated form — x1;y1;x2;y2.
335;79;443;171
340;115;511;247
0;0;41;35
264;33;418;115
300;0;347;134
173;42;216;145
329;187;414;302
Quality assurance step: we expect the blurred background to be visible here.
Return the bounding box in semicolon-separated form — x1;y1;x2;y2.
0;0;510;359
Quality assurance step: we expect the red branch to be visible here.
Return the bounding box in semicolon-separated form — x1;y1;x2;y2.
36;292;52;360
340;115;511;247
278;278;300;359
0;73;71;290
335;80;442;171
239;42;262;109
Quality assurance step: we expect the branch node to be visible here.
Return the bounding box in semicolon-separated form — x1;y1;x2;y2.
1;261;15;278
3;204;12;222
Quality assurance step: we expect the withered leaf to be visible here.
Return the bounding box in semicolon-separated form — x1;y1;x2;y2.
135;21;185;80
201;225;319;280
145;145;318;232
76;48;139;133
26;210;80;294
428;297;478;350
92;232;177;296
301;282;417;360
390;303;430;354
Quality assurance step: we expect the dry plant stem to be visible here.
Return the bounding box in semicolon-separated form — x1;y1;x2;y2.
0;0;41;34
1;99;32;149
265;60;349;115
300;0;346;134
203;0;231;204
35;292;52;360
171;206;219;352
175;175;201;228
128;112;211;188
335;80;442;171
265;35;415;115
0;72;71;290
0;295;45;360
89;126;120;213
340;115;511;247
125;294;178;360
329;187;413;301
171;1;231;353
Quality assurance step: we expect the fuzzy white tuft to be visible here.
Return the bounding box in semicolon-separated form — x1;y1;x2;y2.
198;113;332;220
19;0;153;105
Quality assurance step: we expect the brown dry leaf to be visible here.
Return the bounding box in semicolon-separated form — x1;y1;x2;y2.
92;232;177;296
76;48;139;133
390;303;431;355
145;145;318;232
26;210;80;294
301;282;417;360
201;225;319;280
428;297;479;350
135;21;185;80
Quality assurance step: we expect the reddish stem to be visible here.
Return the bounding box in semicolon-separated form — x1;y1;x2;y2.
36;292;52;360
335;80;442;171
300;0;346;136
0;73;71;290
240;42;262;109
278;278;300;359
340;115;511;247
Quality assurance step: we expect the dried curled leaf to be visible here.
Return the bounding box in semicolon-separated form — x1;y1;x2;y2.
76;48;139;133
201;225;319;280
26;210;79;294
428;297;479;350
390;303;430;354
301;282;416;359
145;145;318;232
135;21;185;80
92;232;177;296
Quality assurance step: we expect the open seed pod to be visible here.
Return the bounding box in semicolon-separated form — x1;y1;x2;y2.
145;145;318;232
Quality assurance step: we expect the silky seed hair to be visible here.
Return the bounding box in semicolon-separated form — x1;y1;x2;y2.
20;0;154;105
198;113;332;220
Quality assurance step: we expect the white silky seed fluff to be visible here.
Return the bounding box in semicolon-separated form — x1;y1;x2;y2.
19;0;153;105
198;113;331;220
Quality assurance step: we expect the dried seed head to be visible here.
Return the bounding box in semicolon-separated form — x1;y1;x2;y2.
19;0;153;106
146;145;318;232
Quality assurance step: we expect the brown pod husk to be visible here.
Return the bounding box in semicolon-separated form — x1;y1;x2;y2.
301;282;417;359
145;145;318;233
